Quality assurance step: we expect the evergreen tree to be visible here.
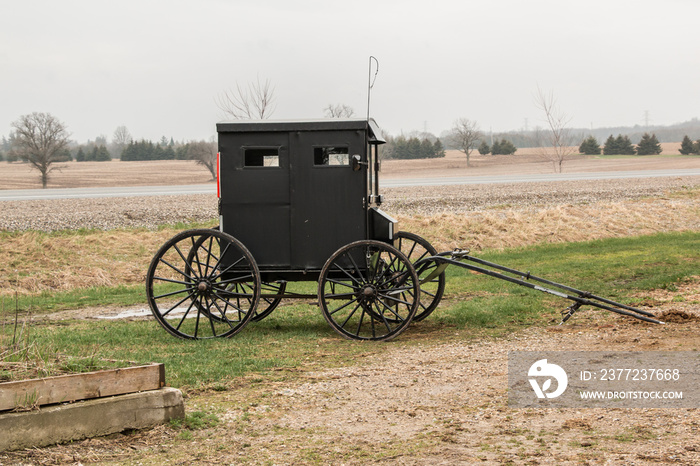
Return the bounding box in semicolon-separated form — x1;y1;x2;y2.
679;135;695;155
162;145;176;160
478;141;490;155
502;139;517;155
87;146;98;161
605;134;635;155
602;135;618;155
95;145;112;161
392;136;407;159
616;135;636;155
401;137;417;159
433;138;446;158
491;138;516;155
420;138;434;159
76;147;86;162
175;144;190;160
491;140;501;155
636;133;662;156
121;141;136;161
578;136;601;155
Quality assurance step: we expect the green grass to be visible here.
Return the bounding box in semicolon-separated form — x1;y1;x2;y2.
1;231;698;389
2;284;146;314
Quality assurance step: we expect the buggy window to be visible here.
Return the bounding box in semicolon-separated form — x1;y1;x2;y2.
244;147;280;167
313;146;349;166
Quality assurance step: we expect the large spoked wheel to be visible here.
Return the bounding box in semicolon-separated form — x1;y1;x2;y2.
146;229;260;339
318;240;420;341
394;231;446;321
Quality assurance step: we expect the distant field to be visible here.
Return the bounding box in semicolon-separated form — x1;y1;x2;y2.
0;143;697;190
0;160;215;190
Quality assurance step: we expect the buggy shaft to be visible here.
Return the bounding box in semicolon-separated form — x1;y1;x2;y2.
415;254;663;324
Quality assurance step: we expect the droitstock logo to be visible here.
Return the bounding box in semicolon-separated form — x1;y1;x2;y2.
528;359;568;399
509;351;699;408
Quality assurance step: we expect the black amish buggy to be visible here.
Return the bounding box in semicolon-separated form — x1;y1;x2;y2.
146;118;661;341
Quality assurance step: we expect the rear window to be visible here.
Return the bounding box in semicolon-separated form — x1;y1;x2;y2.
244;148;280;167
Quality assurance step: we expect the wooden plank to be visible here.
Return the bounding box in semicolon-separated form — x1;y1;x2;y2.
0;363;165;412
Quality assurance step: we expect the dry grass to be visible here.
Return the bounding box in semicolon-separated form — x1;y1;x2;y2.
1;192;698;297
1;229;177;295
397;196;700;252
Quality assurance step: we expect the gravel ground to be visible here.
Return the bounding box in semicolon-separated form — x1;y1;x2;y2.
1;176;699;232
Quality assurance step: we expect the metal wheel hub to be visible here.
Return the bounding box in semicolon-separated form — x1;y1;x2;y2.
361;284;378;302
197;280;212;294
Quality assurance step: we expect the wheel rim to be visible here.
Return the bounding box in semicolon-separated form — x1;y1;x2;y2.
318;240;419;341
394;232;446;321
251;281;287;322
146;229;260;339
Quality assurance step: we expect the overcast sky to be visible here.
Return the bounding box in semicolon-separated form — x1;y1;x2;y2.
2;0;699;143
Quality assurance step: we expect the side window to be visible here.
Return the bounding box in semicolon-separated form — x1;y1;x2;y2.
244;147;280;167
314;146;349;166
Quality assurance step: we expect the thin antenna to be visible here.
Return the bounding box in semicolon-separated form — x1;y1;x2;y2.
367;56;379;120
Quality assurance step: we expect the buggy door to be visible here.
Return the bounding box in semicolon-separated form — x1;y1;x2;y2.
219;132;291;268
290;130;367;270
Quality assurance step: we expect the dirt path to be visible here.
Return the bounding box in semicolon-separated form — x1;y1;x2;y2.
4;287;699;465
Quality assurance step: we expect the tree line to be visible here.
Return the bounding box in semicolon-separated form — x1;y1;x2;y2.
2;112;218;188
578;132;700;156
381;135;445;160
477;139;517;155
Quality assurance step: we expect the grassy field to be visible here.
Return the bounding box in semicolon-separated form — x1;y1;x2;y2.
2;231;697;387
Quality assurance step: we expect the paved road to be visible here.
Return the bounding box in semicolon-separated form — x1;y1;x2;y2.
2;168;700;201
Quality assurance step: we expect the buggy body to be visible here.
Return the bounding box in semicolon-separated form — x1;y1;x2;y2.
216;118;394;282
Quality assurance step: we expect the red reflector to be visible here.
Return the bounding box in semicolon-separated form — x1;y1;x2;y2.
216;152;221;198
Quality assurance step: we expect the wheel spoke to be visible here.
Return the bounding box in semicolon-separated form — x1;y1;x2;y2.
329;297;361;316
374;302;395;333
337;302;362;329
160;291;197;317
158;257;197;282
152;285;193;300
175;299;197;331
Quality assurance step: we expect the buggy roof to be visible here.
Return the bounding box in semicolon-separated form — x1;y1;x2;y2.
216;118;386;144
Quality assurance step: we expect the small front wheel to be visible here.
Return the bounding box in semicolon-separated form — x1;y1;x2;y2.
146;229;260;339
318;240;420;341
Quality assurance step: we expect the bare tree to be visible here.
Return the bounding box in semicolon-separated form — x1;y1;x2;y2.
10;112;70;188
188;140;217;179
216;77;276;119
324;104;355;118
534;87;575;173
452;118;483;167
112;125;132;158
